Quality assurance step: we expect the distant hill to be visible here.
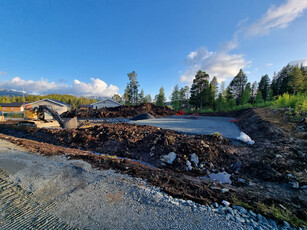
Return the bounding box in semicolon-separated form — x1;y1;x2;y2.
0;89;29;97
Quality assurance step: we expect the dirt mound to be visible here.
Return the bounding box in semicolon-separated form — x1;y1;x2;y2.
61;103;175;119
0;122;238;174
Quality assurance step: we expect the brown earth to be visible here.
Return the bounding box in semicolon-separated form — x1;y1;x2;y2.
0;107;306;226
61;103;176;119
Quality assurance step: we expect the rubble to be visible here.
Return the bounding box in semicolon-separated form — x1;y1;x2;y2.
161;152;177;164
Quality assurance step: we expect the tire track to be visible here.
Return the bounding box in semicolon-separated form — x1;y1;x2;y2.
0;169;73;230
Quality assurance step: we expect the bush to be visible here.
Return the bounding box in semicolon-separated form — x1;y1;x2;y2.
273;92;307;112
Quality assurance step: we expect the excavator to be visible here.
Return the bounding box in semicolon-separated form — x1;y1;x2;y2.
19;105;78;129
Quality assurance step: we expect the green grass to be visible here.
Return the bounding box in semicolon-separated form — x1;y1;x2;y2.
257;202;307;228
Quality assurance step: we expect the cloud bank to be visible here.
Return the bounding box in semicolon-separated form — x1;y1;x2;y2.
0;77;119;97
179;47;249;84
180;0;307;84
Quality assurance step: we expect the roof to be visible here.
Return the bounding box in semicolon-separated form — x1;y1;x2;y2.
0;102;25;107
91;98;122;106
26;98;71;107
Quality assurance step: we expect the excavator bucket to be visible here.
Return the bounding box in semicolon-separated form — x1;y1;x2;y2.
62;117;78;129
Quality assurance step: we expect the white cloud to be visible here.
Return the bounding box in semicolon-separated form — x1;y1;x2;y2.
289;58;307;66
179;47;250;84
265;63;274;68
0;77;119;97
246;0;307;37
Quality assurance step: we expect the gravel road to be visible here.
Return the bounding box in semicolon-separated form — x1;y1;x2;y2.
0;139;252;230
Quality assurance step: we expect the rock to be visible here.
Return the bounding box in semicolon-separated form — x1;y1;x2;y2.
283;220;290;227
239;207;248;214
209;162;214;168
238;178;246;184
218;206;225;215
235;215;245;223
289;181;299;189
160;152;177;164
186;160;192;171
213;202;218;208
275;154;282;158
190;153;199;166
226;213;234;221
301;185;307;189
257;213;263;221
221;188;229;193
287;173;296;179
249;210;256;217
222;200;230;206
268;219;277;228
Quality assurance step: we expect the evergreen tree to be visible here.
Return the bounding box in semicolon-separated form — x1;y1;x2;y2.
251;81;258;103
189;70;210;110
138;89;145;104
144;94;152;103
123;84;132;105
215;93;226;112
258;74;270;101
229;69;248;103
127;71;139;105
156;87;166;107
171;85;180;111
289;66;304;94
255;91;264;104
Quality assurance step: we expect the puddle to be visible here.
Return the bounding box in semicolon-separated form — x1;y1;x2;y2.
200;172;232;184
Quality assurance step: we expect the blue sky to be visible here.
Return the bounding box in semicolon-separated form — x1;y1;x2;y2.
0;0;307;99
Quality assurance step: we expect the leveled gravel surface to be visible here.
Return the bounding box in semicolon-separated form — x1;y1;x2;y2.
0;139;251;230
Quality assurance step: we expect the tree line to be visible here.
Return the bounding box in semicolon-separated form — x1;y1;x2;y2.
171;63;306;112
0;94;97;109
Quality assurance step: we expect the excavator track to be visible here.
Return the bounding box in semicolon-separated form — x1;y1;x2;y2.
0;169;73;230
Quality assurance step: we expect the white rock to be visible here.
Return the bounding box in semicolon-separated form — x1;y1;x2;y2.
237;132;255;145
222;200;230;206
190;153;199;165
186;160;192;171
160;152;177;164
289;181;299;189
221;188;229;193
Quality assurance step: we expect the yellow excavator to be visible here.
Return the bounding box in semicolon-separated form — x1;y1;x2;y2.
20;105;78;129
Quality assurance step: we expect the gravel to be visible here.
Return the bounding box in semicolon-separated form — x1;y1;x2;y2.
0;139;303;230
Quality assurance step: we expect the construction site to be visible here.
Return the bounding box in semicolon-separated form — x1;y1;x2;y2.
0;103;306;229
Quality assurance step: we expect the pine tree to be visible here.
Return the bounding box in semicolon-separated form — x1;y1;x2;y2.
251;81;258;103
127;71;139;105
255;91;264;104
258;74;270;100
189;70;210;110
156;87;166;107
171;85;180;111
289;66;304;94
139;89;145;104
229;69;248;103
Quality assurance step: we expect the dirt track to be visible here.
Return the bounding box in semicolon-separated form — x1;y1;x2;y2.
0;107;306;227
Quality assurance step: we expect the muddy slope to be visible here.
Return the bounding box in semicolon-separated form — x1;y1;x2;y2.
62;103;176;119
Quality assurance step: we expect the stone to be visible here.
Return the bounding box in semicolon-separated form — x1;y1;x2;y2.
221;188;229;193
160;152;177;164
235;215;245;223
283;221;290;228
213;202;218;208
186;160;192;171
287;173;296;179
239;207;248;214
238;178;246;183
249;210;256;217
268;219;277;228
190;153;199;165
257;214;262;221
222;200;230;206
289;181;299;189
226;213;234;221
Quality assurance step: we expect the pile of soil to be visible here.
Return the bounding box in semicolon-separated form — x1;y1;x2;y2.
61;103;175;119
0;122;238;174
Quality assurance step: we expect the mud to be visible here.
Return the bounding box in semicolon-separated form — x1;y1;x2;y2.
61;103;176;119
0;107;306;226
